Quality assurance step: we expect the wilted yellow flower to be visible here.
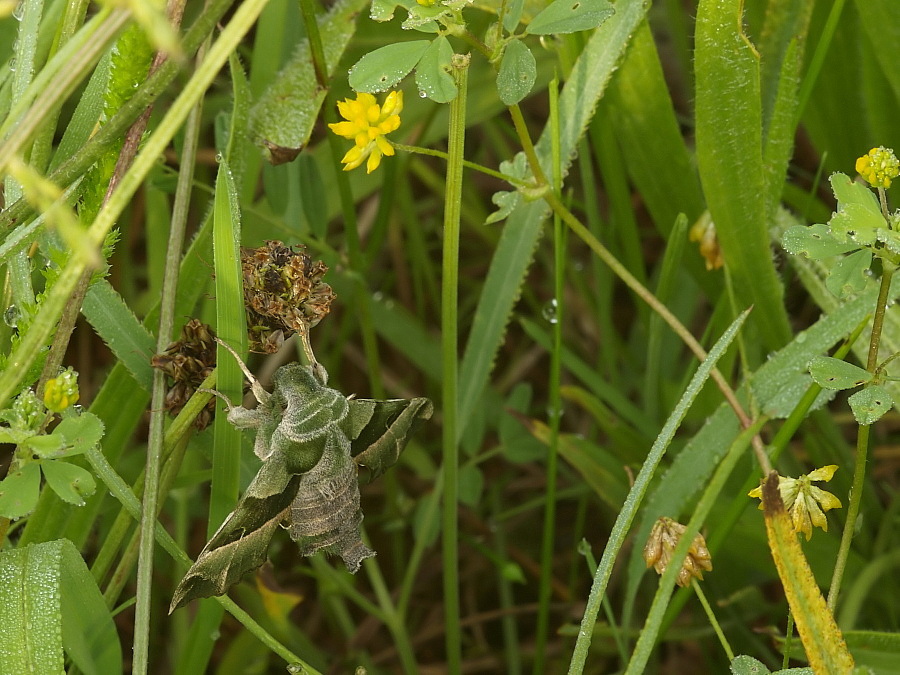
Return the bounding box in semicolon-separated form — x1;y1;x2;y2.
856;146;899;189
328;91;404;173
43;368;80;413
643;517;713;587
689;213;723;271
749;465;842;541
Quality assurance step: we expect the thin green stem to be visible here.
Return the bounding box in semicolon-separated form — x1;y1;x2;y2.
442;54;469;675
533;77;563;673
828;261;895;609
133;28;205;673
83;447;318;673
692;581;734;661
391;142;527;185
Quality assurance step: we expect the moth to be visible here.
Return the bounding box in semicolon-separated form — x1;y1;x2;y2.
170;354;432;612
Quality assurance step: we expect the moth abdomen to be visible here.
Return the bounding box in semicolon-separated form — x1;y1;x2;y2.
288;449;374;572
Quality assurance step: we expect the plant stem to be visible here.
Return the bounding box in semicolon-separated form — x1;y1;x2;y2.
391;142;526;185
133;20;202;671
692;580;734;661
84;447;318;673
442;54;469;675
533;78;563;673
827;259;895;609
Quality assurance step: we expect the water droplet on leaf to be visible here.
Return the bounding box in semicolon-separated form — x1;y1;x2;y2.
542;298;558;324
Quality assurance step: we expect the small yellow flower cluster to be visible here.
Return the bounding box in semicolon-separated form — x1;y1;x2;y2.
43;367;80;413
855;146;900;189
329;91;404;174
643;517;713;587
749;465;842;541
689;213;724;271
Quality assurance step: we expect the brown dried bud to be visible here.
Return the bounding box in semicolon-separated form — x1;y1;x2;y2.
241;240;336;353
643;517;713;587
151;319;217;429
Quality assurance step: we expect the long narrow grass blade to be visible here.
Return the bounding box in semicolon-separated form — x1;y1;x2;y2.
568;308;751;674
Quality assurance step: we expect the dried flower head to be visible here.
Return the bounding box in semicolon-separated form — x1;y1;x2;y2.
328;91;403;173
856;146;900;189
643;517;713;587
689;213;724;271
748;465;842;541
151;320;217;429
43;367;80;413
241;241;335;354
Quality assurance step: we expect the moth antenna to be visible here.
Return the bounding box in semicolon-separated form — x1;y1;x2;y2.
213;336;269;402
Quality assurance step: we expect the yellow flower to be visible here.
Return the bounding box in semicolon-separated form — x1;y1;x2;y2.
416;0;438;5
43;368;80;413
749;465;842;541
689;212;724;271
328;91;404;174
856;146;900;189
643;517;713;587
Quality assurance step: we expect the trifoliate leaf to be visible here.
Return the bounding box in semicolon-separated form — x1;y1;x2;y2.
848;385;893;426
808;355;872;390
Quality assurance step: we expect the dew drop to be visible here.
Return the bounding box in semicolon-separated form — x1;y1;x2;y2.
214;152;223;163
3;305;19;327
8;57;15;73
12;2;24;21
542;298;558;324
418;90;427;98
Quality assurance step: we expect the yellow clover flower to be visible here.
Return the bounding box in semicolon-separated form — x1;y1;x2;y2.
43;367;80;413
855;146;900;189
749;465;842;541
329;91;403;174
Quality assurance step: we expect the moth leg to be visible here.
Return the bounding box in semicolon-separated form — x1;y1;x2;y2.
213;336;270;404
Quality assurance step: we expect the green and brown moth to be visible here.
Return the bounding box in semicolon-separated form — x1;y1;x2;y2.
170;353;432;612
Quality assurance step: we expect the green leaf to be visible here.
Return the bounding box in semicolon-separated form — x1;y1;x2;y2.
59;540;123;675
694;0;792;350
825;248;873;298
848;384;893;425
81;280;156;392
761;372;835;419
50;413;105;457
830;172;881;214
249;0;364;163
503;0;525;31
730;655;771;674
781;224;859;259
370;0;409;22
876;228;900;255
497;39;537;105
414;35;457;103
458;463;484;507
348;40;431;93
0;462;41;519
526;0;615;35
0;541;65;674
808;355;872;390
0;540;121;675
40;460;97;506
23;433;67;457
830;203;885;245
